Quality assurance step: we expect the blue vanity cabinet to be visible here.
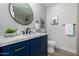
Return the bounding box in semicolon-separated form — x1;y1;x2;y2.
0;40;30;56
0;35;47;56
30;35;47;56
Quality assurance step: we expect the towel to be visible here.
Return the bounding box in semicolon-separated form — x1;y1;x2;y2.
65;24;74;36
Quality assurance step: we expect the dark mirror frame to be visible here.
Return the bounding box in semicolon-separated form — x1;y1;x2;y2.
9;3;34;25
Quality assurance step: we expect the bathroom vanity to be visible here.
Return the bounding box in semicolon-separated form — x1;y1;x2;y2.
0;33;47;56
0;3;47;56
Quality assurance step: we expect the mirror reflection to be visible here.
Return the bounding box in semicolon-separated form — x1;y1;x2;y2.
9;3;33;25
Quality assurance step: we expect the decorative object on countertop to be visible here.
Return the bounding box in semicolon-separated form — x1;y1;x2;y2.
39;18;46;33
6;27;16;33
34;19;46;33
35;20;40;31
40;18;45;28
32;27;36;33
4;27;17;37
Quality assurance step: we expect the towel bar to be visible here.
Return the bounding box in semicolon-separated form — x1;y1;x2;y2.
63;24;75;26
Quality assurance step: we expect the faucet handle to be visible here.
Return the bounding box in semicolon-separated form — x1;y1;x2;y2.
22;31;25;34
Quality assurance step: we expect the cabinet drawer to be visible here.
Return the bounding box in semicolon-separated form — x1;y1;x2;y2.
1;40;30;56
10;46;30;56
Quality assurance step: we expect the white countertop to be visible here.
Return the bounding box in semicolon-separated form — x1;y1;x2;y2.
0;33;47;47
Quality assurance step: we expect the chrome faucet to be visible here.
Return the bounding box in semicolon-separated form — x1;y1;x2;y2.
26;28;31;34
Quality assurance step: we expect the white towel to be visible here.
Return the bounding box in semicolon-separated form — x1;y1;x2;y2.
65;24;74;36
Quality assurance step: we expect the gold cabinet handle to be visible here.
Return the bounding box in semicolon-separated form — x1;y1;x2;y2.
15;47;25;52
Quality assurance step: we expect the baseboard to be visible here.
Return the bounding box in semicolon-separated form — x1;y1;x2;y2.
55;45;77;54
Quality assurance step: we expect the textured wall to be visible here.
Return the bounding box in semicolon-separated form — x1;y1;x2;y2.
46;3;77;53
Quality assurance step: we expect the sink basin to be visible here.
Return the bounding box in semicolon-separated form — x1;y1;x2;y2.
23;32;42;39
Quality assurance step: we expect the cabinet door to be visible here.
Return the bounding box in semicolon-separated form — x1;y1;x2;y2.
30;37;41;47
30;37;41;56
41;42;47;56
30;35;47;56
40;35;47;56
30;44;41;56
0;48;3;56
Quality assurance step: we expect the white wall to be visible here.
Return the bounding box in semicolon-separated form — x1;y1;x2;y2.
46;3;77;53
0;3;46;34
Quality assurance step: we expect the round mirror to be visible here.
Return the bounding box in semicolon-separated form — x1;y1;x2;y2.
9;3;33;25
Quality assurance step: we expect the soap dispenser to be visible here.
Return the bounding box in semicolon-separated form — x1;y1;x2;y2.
35;20;40;30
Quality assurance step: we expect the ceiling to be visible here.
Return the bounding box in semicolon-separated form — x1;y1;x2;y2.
42;3;57;7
